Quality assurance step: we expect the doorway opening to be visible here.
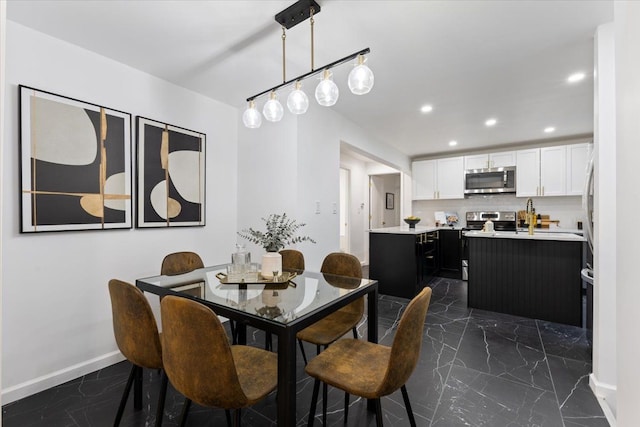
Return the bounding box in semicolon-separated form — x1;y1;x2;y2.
339;144;403;266
369;173;401;230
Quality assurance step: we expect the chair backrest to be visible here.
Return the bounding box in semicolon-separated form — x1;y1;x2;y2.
280;249;305;271
377;287;432;396
321;252;364;315
320;252;362;278
161;251;204;276
160;295;250;409
108;279;163;369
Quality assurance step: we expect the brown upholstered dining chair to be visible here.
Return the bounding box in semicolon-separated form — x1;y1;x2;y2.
305;287;433;427
108;279;167;427
160;251;204;276
296;252;363;365
280;249;305;271
160;251;241;343
160;295;278;427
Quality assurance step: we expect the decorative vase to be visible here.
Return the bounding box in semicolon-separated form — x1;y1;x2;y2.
261;252;282;278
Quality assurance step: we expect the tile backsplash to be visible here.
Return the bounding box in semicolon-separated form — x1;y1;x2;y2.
412;195;585;230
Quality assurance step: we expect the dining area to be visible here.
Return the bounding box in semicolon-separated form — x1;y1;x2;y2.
105;249;431;427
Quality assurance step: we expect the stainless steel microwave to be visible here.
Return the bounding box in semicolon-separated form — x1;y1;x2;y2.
464;166;516;195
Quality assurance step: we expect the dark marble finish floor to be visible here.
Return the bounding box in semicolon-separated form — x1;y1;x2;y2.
2;277;608;426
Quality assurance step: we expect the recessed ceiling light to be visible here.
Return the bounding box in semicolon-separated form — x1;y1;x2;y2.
485;118;497;127
544;127;556;133
567;72;586;83
420;104;433;113
449;140;458;146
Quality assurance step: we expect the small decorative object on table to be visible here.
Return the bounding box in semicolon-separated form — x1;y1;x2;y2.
404;216;421;229
238;213;315;278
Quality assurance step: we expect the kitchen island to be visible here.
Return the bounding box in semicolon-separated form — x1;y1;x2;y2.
369;226;449;298
466;230;585;326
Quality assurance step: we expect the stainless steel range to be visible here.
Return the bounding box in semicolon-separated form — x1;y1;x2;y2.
461;211;517;281
464;211;517;231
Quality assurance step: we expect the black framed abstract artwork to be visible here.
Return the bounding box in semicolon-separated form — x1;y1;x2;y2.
136;117;206;228
19;85;133;233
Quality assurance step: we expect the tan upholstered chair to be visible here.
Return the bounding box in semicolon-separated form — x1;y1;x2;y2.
160;295;278;426
296;252;363;364
160;251;204;276
108;279;167;427
280;249;305;272
305;287;433;427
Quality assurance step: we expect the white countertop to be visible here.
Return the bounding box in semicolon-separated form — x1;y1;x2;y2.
368;225;463;234
465;230;586;242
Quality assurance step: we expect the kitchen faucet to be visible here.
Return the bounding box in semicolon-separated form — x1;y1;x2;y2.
525;198;535;235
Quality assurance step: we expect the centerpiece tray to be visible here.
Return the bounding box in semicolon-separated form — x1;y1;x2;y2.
215;271;297;289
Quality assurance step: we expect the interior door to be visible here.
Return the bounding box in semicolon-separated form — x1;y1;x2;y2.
369;175;385;229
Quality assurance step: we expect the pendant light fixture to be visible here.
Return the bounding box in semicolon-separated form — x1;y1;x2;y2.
263;91;284;122
242;100;262;128
243;0;374;128
348;54;375;95
315;69;339;106
287;81;309;114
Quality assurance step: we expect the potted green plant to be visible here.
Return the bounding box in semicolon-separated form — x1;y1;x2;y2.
238;213;315;277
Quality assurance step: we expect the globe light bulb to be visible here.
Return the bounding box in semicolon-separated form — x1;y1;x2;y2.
348;55;374;95
263;91;284;122
287;81;309;114
315;70;339;107
242;100;262;128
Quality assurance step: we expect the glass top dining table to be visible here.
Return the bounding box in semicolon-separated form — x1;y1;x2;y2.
136;264;378;427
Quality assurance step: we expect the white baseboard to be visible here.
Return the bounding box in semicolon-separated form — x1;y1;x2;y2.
1;351;125;405
589;373;617;426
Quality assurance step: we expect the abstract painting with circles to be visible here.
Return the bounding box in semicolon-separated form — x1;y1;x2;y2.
136;117;205;228
19;85;132;233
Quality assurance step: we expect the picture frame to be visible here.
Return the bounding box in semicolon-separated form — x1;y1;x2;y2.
386;192;394;209
136;117;206;228
19;85;132;233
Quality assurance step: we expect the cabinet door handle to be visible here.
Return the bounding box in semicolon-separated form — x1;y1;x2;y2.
425;255;434;259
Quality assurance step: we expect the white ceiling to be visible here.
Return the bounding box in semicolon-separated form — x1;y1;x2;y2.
7;0;613;158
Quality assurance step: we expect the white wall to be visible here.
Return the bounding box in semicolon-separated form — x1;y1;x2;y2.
237;100;410;271
615;3;640;425
590;22;617;420
2;22;239;403
0;0;7;416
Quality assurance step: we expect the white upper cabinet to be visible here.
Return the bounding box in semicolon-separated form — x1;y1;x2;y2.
412;156;464;200
464;151;515;170
540;146;567;196
437;156;465;199
516;144;589;197
516;148;541;197
566;143;592;195
417;144;589;200
412;159;437;200
490;151;516;167
464;154;490;170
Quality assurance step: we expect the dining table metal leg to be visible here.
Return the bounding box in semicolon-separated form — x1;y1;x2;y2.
277;328;297;426
366;288;379;412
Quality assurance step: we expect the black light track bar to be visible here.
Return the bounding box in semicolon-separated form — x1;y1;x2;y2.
275;0;321;29
246;47;370;102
